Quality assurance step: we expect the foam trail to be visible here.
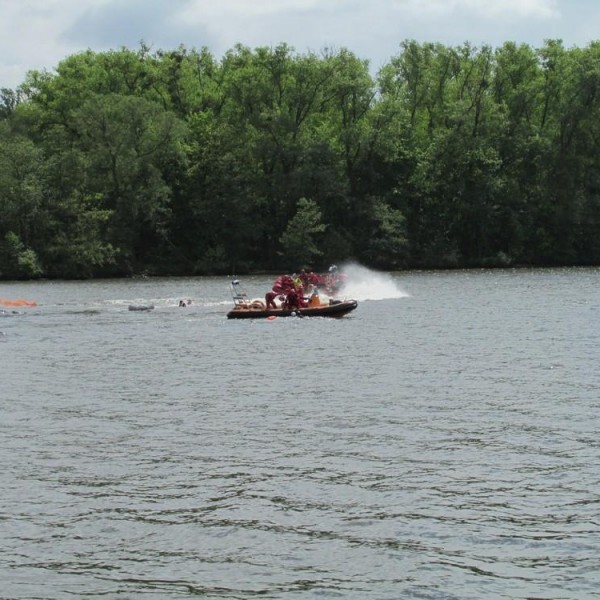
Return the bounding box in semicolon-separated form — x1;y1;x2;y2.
339;263;408;301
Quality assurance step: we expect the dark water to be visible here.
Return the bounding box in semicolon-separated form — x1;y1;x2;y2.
1;266;599;599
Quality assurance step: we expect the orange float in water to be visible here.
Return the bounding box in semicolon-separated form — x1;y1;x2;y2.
0;298;38;307
266;315;277;320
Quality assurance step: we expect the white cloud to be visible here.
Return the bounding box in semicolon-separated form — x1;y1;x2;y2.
179;0;342;19
393;0;559;19
0;0;112;86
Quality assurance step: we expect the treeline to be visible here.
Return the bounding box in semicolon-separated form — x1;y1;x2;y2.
1;39;600;279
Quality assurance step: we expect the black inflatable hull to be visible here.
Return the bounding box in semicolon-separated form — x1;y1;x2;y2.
227;299;358;319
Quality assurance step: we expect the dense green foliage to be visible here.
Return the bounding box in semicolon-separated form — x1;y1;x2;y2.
2;40;600;278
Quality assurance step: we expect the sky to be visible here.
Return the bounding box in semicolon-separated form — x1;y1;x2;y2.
1;0;599;89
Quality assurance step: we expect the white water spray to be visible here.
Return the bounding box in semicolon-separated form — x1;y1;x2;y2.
339;263;408;301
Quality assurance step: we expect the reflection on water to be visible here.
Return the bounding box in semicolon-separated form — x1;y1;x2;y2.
1;268;600;599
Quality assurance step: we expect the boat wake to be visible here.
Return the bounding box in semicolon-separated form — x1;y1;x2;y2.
339;263;408;301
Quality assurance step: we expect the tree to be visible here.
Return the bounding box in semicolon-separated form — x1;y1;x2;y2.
279;197;326;268
0;232;42;279
70;93;187;272
362;196;407;268
0;127;45;277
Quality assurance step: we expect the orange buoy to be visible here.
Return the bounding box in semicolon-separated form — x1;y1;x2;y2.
0;298;38;307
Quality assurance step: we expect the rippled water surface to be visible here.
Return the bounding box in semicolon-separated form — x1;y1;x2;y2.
1;267;599;599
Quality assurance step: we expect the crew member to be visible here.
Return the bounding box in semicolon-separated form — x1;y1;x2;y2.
265;290;278;309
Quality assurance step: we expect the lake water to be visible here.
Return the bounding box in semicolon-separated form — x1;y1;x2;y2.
1;265;599;599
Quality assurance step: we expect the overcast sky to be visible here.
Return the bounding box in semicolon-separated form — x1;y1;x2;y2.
1;0;599;89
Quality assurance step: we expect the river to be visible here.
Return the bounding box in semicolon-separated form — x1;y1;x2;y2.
1;265;599;599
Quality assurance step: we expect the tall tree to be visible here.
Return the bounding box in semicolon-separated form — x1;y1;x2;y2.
279;197;326;269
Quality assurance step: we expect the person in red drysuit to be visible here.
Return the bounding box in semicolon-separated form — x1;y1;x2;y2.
284;287;300;309
265;290;279;309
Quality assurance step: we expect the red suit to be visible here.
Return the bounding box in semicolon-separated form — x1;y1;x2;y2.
265;291;278;309
284;288;299;309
